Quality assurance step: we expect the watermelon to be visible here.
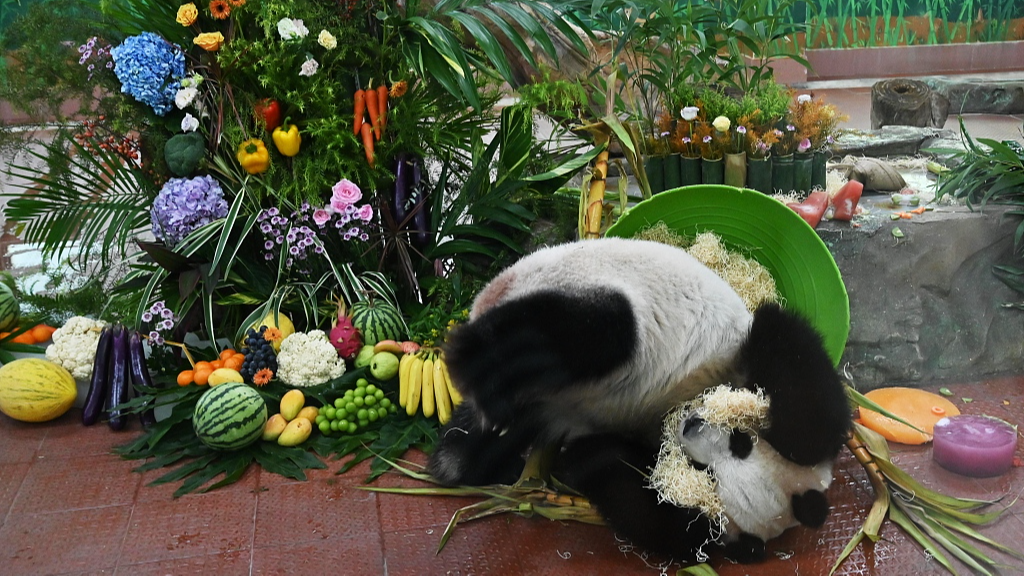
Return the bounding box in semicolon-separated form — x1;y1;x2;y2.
0;283;19;332
0;358;76;422
193;382;267;450
350;300;405;346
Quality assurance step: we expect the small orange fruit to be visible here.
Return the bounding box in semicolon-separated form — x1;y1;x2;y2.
177;370;194;386
193;367;213;386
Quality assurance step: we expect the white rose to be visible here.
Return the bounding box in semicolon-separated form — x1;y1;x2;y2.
277;18;309;41
680;106;699;121
318;30;337;50
712;116;731;132
175;87;198;109
797;94;812;104
299;58;319;77
181;113;199;133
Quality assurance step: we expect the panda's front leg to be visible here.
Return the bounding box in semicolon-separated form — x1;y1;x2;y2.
428;402;538;486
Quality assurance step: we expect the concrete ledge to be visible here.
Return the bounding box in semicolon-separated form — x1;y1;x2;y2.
806;41;1024;81
821;203;1024;389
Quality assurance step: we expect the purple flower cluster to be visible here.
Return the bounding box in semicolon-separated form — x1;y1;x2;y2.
256;179;375;271
78;37;113;81
110;32;185;116
150;175;229;247
141;301;177;345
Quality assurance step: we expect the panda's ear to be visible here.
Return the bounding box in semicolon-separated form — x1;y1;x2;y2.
727;430;753;459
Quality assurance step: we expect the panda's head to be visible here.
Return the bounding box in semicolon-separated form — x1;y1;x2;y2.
653;385;836;550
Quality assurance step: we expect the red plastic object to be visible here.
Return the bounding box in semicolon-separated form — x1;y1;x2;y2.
787;190;829;228
831;180;864;221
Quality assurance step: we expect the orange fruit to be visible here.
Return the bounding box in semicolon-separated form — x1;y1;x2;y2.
231;353;245;363
30;325;52;343
177;370;194;386
193;368;212;386
211;359;224;369
194;361;212;372
224;357;244;371
219;348;236;360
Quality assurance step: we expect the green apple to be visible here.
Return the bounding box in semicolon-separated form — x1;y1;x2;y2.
369;352;400;380
354;345;376;368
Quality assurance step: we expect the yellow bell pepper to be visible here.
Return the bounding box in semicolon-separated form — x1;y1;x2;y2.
237;139;270;174
272;123;301;157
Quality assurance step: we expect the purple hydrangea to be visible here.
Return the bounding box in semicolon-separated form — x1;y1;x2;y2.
110;32;185;116
150;175;229;247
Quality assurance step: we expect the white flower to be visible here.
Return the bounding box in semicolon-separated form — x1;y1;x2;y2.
276;330;346;387
318;30;337;50
181;113;199;133
299;58;319;77
180;73;203;89
277;18;309;41
175;87;198;109
797;94;812;104
680;106;699;121
712;116;731;132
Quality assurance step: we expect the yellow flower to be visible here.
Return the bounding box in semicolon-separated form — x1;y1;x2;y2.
712;116;731;133
389;80;408;98
318;30;337;50
194;31;225;52
176;3;198;26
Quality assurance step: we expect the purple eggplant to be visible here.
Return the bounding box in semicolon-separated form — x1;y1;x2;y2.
82;325;113;426
392;152;411;226
409;155;430;247
107;325;130;431
128;330;157;428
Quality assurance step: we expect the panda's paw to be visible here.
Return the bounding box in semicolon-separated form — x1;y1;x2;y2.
722;532;767;563
792;489;830;528
427;404;531;486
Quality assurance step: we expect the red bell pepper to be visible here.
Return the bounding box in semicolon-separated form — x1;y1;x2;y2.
255;99;282;132
831;180;864;221
787;190;830;228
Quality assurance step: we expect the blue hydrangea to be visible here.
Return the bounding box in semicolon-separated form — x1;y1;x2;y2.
111;32;185;116
151;176;229;246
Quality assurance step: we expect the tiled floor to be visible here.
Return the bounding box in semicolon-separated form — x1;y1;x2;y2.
2;376;1024;575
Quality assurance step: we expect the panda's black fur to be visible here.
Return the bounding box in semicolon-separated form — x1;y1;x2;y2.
428;238;852;562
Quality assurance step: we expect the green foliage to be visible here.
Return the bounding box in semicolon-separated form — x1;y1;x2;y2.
517;65;587;123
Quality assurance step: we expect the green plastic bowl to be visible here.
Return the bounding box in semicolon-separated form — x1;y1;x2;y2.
605;185;849;366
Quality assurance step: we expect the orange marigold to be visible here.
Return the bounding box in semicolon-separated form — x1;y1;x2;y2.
389;81;408;98
263;326;283;343
228;0;245;6
253;368;274;386
209;0;231;19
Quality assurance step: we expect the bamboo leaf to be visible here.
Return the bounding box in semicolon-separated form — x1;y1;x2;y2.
830;529;866;575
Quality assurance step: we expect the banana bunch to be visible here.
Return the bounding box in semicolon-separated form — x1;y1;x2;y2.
398;349;462;424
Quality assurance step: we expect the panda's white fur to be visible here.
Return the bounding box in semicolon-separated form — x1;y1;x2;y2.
465;237;752;439
676;415;835;543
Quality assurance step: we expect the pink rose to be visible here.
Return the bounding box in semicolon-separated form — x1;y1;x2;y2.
330;197;349;213
312;208;332;226
356;204;374;222
331;178;362;205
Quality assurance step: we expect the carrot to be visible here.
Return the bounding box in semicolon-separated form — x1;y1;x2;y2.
377;85;389;136
910;206;927;215
11;331;36;345
899;212;912;219
353;90;365;136
361;122;375;167
364;86;381;141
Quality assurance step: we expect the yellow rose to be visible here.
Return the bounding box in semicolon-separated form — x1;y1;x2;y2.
194;32;225;52
712;116;731;133
176;3;198;27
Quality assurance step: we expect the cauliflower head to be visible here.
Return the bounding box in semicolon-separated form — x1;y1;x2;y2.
45;316;107;380
276;330;346;387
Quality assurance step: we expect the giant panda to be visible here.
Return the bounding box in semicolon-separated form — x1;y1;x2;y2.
428;237;852;561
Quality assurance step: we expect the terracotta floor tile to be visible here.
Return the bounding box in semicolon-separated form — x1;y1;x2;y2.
11;454;141;514
383;519;522;576
114;549;250;576
0;462;30;525
376;485;481;533
134;459;261;503
253;477;378;549
38;410;144;459
0;505;131;575
118;489;256;566
510;517;671;576
0;414;45;464
255;455;347;488
251;533;382;576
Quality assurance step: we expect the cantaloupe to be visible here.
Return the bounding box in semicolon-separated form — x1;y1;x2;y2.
0;358;77;422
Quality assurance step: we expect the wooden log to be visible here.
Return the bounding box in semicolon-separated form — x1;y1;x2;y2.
870;79;948;130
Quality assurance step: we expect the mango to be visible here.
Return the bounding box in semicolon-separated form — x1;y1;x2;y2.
208;368;244;387
277;417;312;446
261;413;288;441
296;406;319;423
280;389;305;421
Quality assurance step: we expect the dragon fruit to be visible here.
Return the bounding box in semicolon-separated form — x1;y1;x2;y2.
329;300;362;359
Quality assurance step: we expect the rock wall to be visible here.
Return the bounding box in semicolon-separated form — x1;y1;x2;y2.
821;204;1024;389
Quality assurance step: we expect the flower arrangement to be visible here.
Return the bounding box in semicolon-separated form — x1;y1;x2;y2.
149;175;229;247
110;32;185;116
789;93;848;152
